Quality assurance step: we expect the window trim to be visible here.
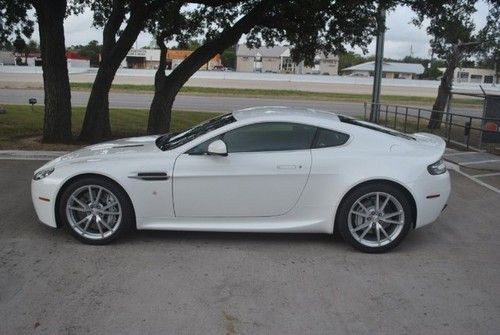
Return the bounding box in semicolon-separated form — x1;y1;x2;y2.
310;127;351;149
186;121;320;155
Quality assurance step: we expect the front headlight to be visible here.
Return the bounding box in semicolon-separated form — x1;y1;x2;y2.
427;158;446;175
33;167;54;180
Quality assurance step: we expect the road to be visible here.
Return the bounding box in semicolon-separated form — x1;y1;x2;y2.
1;160;499;334
0;88;481;116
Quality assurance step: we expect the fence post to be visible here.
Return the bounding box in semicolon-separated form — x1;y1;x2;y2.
466;117;472;149
404;107;408;133
447;114;453;144
416;108;421;132
363;102;367;120
394;106;398;130
385;105;388;126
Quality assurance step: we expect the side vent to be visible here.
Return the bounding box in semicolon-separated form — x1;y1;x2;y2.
128;172;169;181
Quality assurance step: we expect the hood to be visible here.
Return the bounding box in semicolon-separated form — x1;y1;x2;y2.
42;135;161;169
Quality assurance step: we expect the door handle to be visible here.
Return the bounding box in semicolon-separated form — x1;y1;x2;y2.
277;165;297;169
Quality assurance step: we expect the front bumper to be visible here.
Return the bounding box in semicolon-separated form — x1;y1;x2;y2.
409;171;451;228
31;176;60;228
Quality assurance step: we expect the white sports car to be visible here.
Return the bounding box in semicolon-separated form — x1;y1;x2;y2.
31;107;450;252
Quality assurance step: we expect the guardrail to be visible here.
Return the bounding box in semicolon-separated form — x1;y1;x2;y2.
363;102;500;152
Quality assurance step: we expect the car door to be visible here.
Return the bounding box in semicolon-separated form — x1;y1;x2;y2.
172;122;316;217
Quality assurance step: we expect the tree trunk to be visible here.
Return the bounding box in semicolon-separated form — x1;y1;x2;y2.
428;48;459;130
34;0;72;142
147;38;171;134
79;2;146;143
79;66;114;141
146;2;269;133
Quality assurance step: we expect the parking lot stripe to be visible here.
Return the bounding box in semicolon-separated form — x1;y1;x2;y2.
472;172;500;178
444;152;480;157
445;161;500;194
459;159;500;166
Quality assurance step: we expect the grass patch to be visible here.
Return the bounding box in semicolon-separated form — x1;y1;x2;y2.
69;82;483;108
0;104;220;150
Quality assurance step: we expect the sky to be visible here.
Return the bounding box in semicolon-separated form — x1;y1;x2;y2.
47;2;491;60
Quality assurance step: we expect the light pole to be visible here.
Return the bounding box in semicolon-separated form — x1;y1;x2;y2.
369;8;386;123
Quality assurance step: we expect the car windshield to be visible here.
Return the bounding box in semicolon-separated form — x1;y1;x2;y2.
338;115;415;140
156;113;236;151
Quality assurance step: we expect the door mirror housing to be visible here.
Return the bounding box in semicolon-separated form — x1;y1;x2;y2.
207;139;228;156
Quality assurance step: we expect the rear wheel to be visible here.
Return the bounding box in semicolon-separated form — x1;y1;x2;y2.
337;183;412;253
58;177;133;245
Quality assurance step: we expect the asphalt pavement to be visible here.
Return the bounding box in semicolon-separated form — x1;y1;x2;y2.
1;159;499;334
0;88;482;116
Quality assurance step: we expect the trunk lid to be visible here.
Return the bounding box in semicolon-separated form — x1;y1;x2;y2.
411;132;446;156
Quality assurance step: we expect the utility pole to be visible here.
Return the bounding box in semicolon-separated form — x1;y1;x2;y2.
493;58;497;87
369;8;386;122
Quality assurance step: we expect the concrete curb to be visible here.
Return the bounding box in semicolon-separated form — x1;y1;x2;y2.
0;150;67;160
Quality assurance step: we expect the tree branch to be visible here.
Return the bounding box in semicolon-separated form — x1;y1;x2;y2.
102;0;126;59
168;0;272;86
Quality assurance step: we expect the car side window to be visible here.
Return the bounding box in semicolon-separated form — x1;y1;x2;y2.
187;134;223;155
222;122;317;153
189;122;317;154
313;128;349;148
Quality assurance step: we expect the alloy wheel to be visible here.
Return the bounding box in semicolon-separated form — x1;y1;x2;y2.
347;191;405;247
65;184;122;240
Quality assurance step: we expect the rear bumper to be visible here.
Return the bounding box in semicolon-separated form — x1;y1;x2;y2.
409;171;451;228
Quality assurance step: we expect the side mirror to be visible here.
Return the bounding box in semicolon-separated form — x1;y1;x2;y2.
207;139;228;156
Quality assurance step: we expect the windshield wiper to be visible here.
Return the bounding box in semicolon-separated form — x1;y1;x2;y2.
155;133;177;150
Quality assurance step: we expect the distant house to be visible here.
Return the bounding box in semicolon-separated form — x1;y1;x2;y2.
438;67;497;84
236;44;339;75
341;61;425;79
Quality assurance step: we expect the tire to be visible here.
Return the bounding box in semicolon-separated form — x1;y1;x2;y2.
336;182;413;253
58;176;134;245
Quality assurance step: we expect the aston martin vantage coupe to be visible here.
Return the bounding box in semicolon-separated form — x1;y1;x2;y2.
32;106;450;252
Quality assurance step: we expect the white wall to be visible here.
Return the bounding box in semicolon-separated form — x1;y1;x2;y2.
68;59;90;68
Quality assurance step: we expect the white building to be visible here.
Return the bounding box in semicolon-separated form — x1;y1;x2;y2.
341;61;425;79
126;49;162;69
438;67;497;84
0;50;15;65
236;45;339;75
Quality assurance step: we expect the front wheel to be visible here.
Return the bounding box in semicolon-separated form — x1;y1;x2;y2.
337;183;413;253
58;177;133;245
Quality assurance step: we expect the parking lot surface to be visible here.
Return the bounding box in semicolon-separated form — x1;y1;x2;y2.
1;160;499;334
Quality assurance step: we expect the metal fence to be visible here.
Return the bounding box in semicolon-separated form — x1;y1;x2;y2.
363;102;500;152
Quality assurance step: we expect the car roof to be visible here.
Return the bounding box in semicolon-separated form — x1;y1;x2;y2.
232;106;340;124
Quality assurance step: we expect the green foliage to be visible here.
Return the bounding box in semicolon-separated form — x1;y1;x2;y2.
476;2;499;73
69;40;102;67
247;1;379;67
422;62;443;80
175;39;203;50
12;35;26;53
338;51;367;71
401;55;429;68
220;45;236;68
0;0;34;45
